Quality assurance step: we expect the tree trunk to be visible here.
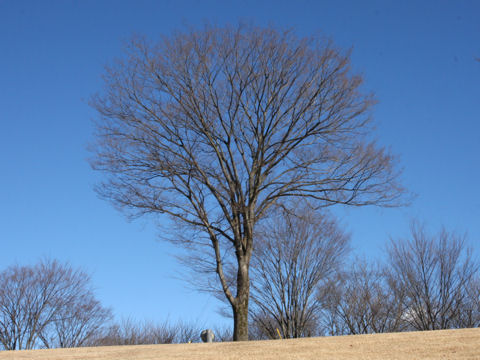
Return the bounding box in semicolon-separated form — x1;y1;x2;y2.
233;298;249;341
233;258;250;341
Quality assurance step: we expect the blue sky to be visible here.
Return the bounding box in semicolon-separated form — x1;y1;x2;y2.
1;0;479;328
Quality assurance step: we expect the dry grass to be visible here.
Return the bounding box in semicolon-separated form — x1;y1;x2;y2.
1;328;479;360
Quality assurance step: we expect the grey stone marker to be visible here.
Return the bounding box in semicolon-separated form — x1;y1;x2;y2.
200;329;215;343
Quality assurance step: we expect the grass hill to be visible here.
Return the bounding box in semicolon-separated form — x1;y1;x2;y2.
1;328;479;360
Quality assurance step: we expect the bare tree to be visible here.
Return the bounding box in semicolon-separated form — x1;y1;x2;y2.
90;23;404;340
386;223;479;331
42;294;112;348
92;318;146;346
452;277;480;328
212;325;233;342
0;259;110;350
0;264;34;350
176;320;203;343
91;318;164;346
89;318;201;346
318;261;405;335
249;205;349;339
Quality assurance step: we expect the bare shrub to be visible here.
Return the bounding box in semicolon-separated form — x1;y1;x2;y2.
90;318;202;345
211;325;233;342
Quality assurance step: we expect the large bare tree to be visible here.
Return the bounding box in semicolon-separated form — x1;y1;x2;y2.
90;24;404;340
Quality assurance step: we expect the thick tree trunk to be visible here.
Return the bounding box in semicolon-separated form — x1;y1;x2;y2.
233;300;249;341
232;258;250;341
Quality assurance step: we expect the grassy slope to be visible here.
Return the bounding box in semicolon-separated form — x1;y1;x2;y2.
1;328;479;360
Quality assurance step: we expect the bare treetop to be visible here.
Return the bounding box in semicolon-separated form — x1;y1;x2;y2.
93;24;402;220
90;23;404;340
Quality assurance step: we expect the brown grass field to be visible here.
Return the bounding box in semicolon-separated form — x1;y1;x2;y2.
1;328;479;360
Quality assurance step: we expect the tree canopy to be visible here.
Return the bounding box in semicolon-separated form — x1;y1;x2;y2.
90;23;404;340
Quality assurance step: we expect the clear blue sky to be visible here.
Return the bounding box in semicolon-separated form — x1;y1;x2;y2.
1;0;479;328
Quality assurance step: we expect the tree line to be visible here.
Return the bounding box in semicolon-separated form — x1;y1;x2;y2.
0;259;230;350
1;210;478;350
248;210;480;339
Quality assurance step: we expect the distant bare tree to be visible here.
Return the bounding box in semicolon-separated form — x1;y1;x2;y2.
316;275;349;336
452;277;480;328
90;23;404;340
42;294;112;348
0;264;35;350
386;223;479;331
90;318;201;346
249;205;349;339
92;319;162;346
249;313;280;340
0;259;109;350
318;261;405;335
175;320;202;343
212;325;233;342
93;318;144;346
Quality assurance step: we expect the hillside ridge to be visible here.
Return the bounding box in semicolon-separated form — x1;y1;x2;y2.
1;328;479;360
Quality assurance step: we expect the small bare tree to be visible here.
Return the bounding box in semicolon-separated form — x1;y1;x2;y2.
90;23;404;340
92;318;146;346
212;325;233;342
249;205;349;339
318;261;405;335
386;223;479;331
0;259;110;350
43;294;112;348
452;277;480;328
